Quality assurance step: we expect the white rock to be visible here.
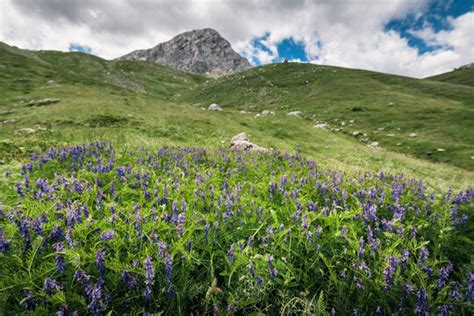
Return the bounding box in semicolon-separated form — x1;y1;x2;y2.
15;128;36;135
349;120;355;123
261;110;275;116
239;110;247;114
352;131;360;136
230;132;268;153
208;103;223;111
341;121;346;126
314;124;329;130
437;148;446;152
287;111;303;117
409;133;417;138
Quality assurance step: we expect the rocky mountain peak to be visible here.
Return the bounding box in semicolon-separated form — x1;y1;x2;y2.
118;28;251;76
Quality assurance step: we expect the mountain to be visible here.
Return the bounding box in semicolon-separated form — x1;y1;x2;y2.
426;62;474;87
0;42;473;190
118;28;251;75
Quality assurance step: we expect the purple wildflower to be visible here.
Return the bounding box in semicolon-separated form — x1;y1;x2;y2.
100;230;114;241
144;256;155;285
121;271;138;290
438;262;453;289
96;250;105;277
43;278;62;295
415;287;429;315
228;244;235;263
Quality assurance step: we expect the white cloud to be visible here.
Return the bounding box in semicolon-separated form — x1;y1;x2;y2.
0;0;472;77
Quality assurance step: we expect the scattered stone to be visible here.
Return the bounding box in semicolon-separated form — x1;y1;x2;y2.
387;133;395;137
1;119;16;124
349;120;355;123
287;111;303;117
388;102;394;106
341;121;346;126
314;124;329;129
47;80;55;86
304;80;309;84
437;148;446;152
334;128;341;132
230;132;268;153
239;110;247;114
0;110;17;115
396;143;402;146
409;133;417;138
378;127;384;131
368;141;380;149
208;103;223;111
261;110;275;116
352;131;360;136
254;113;261;118
471;156;474;160
18;77;30;83
15;128;36;135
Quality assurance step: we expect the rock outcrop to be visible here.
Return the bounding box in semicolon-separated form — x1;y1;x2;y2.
230;133;268;153
118;28;251;76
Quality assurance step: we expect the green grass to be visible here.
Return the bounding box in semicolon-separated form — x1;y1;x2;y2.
427;66;474;87
0;42;473;191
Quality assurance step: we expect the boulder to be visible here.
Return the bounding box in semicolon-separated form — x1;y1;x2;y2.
314;124;329;129
15;128;36;135
230;132;268;153
287;111;303;117
208;103;223;111
261;110;275;116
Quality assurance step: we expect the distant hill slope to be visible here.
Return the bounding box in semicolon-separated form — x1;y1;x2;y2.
118;28;251;75
0;42;473;189
180;62;474;170
426;63;474;87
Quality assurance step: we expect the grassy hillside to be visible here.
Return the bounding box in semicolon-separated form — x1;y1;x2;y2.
427;66;474;87
181;63;474;171
0;43;473;190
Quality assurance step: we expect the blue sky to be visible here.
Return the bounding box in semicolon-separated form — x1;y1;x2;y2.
68;43;92;54
2;0;473;77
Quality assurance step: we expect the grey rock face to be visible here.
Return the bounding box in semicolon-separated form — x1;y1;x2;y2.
118;28;251;75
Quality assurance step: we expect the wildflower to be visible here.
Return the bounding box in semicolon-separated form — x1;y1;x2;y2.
43;278;62;295
74;269;91;284
247;262;255;276
354;277;363;289
96;250;105;277
267;254;278;278
419;247;429;265
438;262;453;289
450;282;462;300
467;271;473;301
54;242;67;273
100;230;114;241
228;244;235;263
144;256;155;285
121;271;138;290
415;287;429;315
256;276;263;288
0;228;11;253
357;237;365;260
384;256;398;290
400;248;409;268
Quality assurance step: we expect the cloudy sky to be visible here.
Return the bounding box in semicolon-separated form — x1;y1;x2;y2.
1;0;472;78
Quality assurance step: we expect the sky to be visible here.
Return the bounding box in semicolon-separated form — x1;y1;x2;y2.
0;0;472;78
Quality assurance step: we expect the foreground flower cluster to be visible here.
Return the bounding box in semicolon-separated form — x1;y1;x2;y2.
0;141;473;314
